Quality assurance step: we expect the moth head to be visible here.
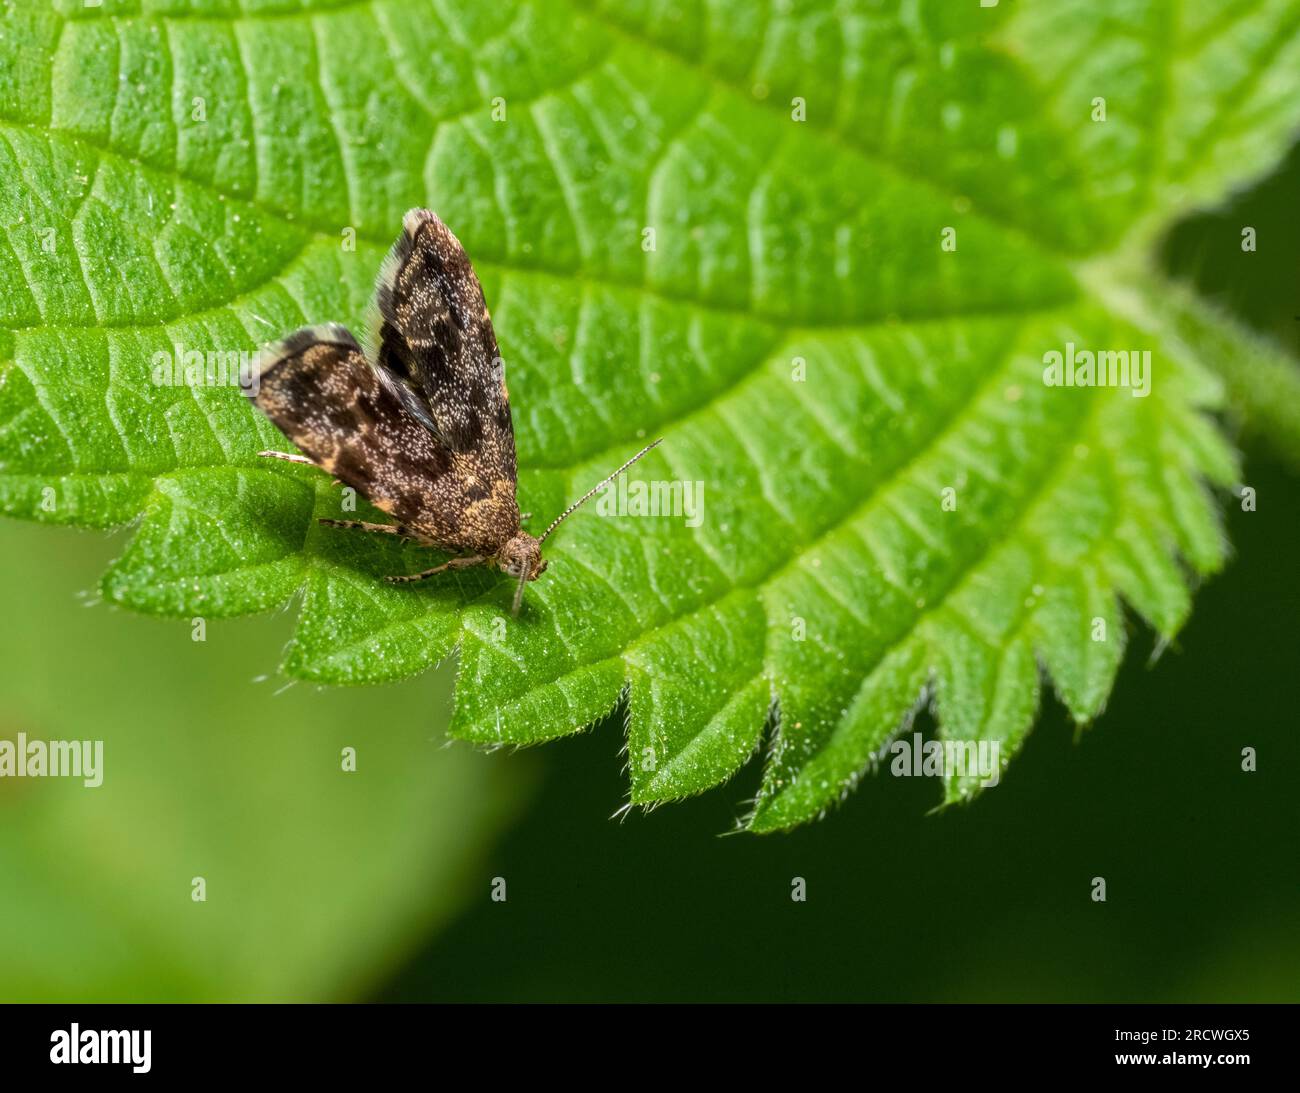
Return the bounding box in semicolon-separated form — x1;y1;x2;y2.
498;533;547;617
498;533;546;581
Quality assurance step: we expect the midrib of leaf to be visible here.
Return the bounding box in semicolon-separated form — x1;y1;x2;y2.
0;114;1076;496
0;0;1082;518
0;0;1228;529
0;114;1061;328
21;0;1268;343
16;1;1075;303
7;0;1271;270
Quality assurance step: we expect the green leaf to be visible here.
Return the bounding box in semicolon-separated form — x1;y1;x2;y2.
1;0;1298;829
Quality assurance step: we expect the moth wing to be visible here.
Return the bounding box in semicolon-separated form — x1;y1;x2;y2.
245;324;482;549
367;208;517;486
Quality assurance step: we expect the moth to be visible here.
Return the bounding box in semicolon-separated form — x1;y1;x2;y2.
245;208;660;615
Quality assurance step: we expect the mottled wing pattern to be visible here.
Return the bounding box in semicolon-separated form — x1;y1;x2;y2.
370;208;517;486
246;324;514;553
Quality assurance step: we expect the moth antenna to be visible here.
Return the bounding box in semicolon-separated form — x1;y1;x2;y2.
511;570;529;618
538;439;663;544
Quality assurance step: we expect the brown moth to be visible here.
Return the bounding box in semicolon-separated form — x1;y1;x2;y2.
245;208;660;615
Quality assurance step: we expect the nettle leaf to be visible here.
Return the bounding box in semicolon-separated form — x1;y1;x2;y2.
2;0;1298;830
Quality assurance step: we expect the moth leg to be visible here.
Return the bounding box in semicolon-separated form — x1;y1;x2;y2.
384;554;487;584
258;449;315;467
519;512;532;521
318;519;411;537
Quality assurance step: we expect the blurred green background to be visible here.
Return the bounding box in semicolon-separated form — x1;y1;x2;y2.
1;146;1296;1005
